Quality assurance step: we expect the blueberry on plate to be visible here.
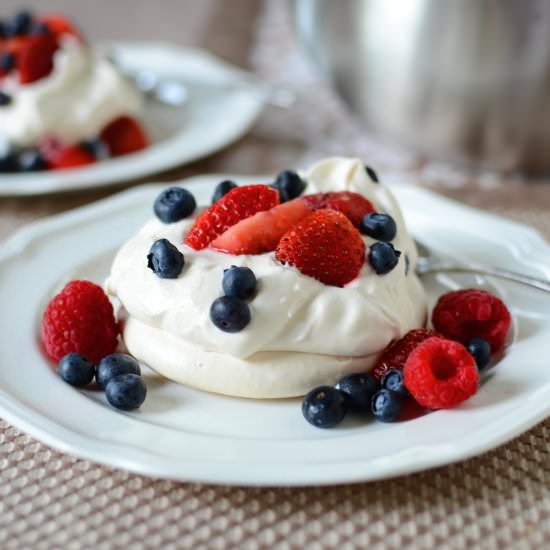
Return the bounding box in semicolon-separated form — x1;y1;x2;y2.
210;296;251;332
381;368;409;397
58;353;95;387
336;372;379;413
147;238;185;279
365;165;379;183
154;186;196;223
212;180;237;204
17;148;46;172
466;337;492;371
29;21;51;36
5;10;33;37
105;374;147;411
368;242;401;275
96;353;141;389
0;91;12;107
0;52;15;72
371;389;403;422
0;140;17;173
302;386;349;428
359;213;397;242
81;138;110;161
222;266;257;300
273;170;305;202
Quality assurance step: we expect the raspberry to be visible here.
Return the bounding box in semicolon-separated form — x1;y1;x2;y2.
100;116;148;157
403;337;479;409
275;209;365;287
303;191;375;227
372;328;440;380
432;289;511;352
41;280;119;363
18;33;59;84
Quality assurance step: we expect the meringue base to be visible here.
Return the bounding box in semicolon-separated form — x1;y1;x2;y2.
124;316;377;399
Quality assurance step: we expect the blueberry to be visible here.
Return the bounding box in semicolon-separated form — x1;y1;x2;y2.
365;165;379;183
5;11;33;37
273;170;305;202
17;148;46;172
154;186;196;223
105;374;147;411
0;142;17;173
0;52;15;73
302;386;349;428
210;296;251;332
29;21;51;36
0;91;12;107
368;242;401;275
212;180;237;204
336;372;379;413
222;266;257;300
81;138;110;161
147;238;185;279
360;213;397;242
371;389;403;422
0;21;5;39
381;369;409;397
96;353;141;389
58;353;95;387
466;337;492;371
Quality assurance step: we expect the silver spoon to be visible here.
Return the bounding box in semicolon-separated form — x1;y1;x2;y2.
414;238;550;293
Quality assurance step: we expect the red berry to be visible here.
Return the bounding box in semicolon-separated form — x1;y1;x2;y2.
46;145;95;170
100;116;148;157
41;280;119;363
275;209;365;287
403;337;479;409
432;288;511;352
372;328;440;380
18;34;59;84
303;191;375;227
185;185;280;251
211;198;311;255
41;15;82;41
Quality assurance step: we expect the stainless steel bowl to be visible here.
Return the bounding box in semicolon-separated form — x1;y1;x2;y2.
295;0;550;175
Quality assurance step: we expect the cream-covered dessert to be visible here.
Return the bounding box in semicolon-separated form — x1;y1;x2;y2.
107;158;427;398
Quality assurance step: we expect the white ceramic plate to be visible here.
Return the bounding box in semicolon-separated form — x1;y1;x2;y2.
0;44;264;196
1;178;549;486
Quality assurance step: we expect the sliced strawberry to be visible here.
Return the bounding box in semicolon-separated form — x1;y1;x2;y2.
41;15;82;41
211;198;311;255
18;33;59;84
47;145;95;170
185;185;280;251
100;116;148;157
275;209;365;287
303;191;375;227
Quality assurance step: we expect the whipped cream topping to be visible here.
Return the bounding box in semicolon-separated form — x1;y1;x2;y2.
0;38;143;147
107;158;427;372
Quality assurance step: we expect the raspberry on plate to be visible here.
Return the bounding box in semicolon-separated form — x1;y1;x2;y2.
275;208;365;287
403;337;479;409
303;191;375;227
41;280;119;363
432;288;511;352
18;33;58;84
100;116;148;157
185;185;280;251
46;144;95;170
372;328;440;380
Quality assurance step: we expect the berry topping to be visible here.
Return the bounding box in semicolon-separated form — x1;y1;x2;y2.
466;337;492;371
0;91;12;106
58;353;95;387
41;280;119;364
372;328;440;380
336;372;379;413
359;213;397;242
96;353;141;389
0;149;17;173
5;11;33;37
17;148;46;171
403;337;479;409
371;389;403;422
302;386;349;428
105;373;147;411
45;144;95;170
211;198;311;255
275;209;365;287
210;296;251;333
29;22;51;36
185;185;280;251
147;238;185;279
302;191;375;227
432;289;511;352
100;116;148;157
365;165;379;183
368;241;401;275
41;15;81;40
81;138;109;161
154;187;196;223
0;52;15;73
18;33;58;84
381;368;409;397
222;266;257;300
212;180;237;204
272;170;306;202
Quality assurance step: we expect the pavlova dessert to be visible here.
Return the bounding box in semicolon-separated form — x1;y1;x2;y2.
0;9;147;173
